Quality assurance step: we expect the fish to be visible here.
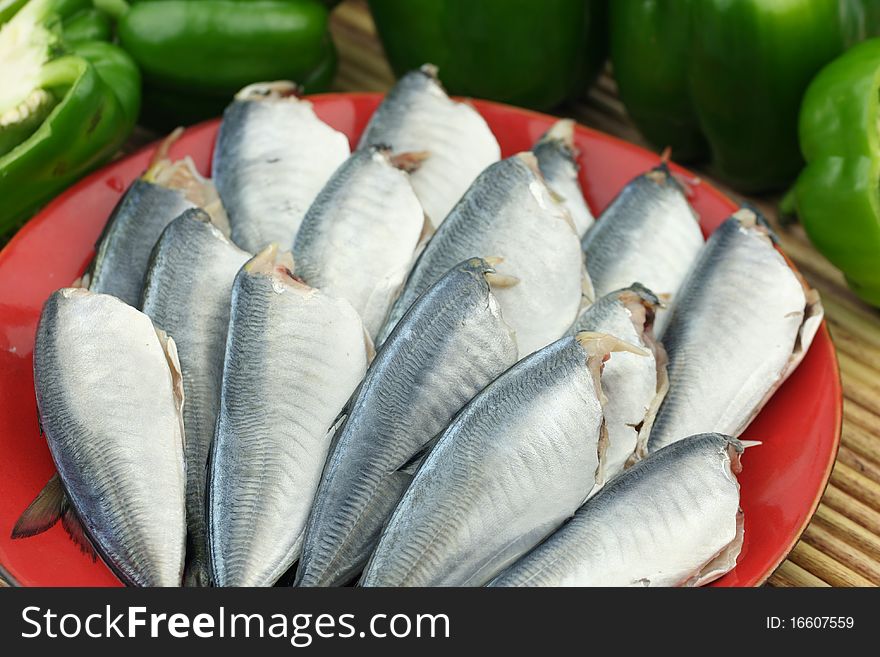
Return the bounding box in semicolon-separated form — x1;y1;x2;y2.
568;283;667;477
646;209;824;453
358;64;500;226
376;152;589;356
293;146;429;339
140;208;251;587
295;258;518;587
580;163;704;336
14;288;186;586
207;246;369;587
532;119;594;237
213;81;351;253
359;332;645;587
489;433;748;587
88;132;229;306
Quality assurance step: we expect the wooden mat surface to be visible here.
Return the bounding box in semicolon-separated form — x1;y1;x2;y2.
330;0;880;588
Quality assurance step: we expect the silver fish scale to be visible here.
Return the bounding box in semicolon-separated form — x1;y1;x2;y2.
489;433;742;587
213;98;350;253
648;216;808;452
360;336;604;587
141;210;250;587
89;180;196;306
357;67;500;226
34;290;186;586
293;147;424;338
580;166;703;334
208;269;366;586
376;155;583;356
296;259;517;587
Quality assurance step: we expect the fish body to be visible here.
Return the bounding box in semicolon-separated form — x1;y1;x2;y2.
207;248;368;587
293;147;426;338
489;433;745;587
213;82;350;252
647;210;823;452
296;258;518;587
533;119;594;237
358;65;500;226
29;289;186;586
568;284;666;477
89;156;226;306
377;153;587;356
359;333;628;587
141;209;251;587
580;164;703;335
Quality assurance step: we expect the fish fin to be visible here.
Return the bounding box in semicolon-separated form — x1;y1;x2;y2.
71;272;90;289
395;434;442;477
60;505;98;562
574;331;648;358
155;328;186;454
325;403;352;458
144;127;185;176
363;329;376;365
12;473;67;539
390;151;430;173
685;509;744;587
485;272;519;289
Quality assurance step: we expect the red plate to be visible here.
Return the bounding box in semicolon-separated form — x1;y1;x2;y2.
0;94;841;587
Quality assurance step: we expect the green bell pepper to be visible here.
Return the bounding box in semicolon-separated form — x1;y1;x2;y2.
368;0;608;111
109;0;337;128
783;38;880;307
0;0;140;234
610;0;880;192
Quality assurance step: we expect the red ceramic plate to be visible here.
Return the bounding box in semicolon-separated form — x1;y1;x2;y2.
0;94;841;587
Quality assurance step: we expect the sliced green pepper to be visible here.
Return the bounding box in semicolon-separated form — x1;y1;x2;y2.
610;0;880;192
368;0;608;111
785;38;880;306
0;0;140;233
111;0;336;128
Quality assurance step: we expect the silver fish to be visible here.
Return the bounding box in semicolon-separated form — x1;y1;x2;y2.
568;284;667;477
207;247;369;587
489;433;747;587
295;258;518;587
533;119;594;237
89;142;228;307
360;333;643;587
15;288;186;586
293;146;428;338
376;152;588;356
141;209;251;587
647;209;823;452
580;163;703;335
358;65;500;226
213;82;351;253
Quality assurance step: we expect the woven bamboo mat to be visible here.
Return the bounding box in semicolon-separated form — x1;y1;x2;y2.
329;1;880;588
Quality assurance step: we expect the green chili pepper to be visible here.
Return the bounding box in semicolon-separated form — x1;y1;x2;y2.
368;0;608;111
784;38;880;306
610;0;880;192
112;0;337;127
0;0;141;234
